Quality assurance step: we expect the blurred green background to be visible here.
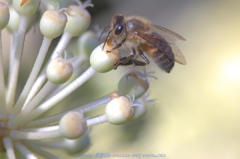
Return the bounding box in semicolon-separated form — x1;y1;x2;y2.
2;0;240;158
87;0;240;159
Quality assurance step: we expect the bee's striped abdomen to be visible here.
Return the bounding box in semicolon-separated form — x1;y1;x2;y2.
147;44;175;73
137;32;175;73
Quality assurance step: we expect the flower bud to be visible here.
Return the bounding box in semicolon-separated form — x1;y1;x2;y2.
47;57;73;84
77;31;98;56
90;43;120;73
6;7;20;33
118;71;149;98
40;10;67;38
41;0;60;10
64;132;91;154
13;0;40;16
64;5;90;36
59;112;87;139
105;96;134;124
0;2;9;30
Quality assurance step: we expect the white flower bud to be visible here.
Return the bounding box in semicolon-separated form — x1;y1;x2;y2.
0;2;9;30
64;132;90;154
6;7;20;33
90;43;120;73
118;71;149;98
13;0;40;16
105;96;134;124
64;5;90;36
59;112;87;139
47;57;73;84
41;0;60;10
40;10;67;38
77;31;98;56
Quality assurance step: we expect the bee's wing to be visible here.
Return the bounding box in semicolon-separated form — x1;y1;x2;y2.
137;31;187;65
170;43;187;65
152;24;186;42
151;25;186;65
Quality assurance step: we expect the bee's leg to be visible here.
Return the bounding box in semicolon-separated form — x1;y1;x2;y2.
114;48;146;69
114;56;134;69
138;49;150;64
132;59;147;66
113;48;136;69
130;48;148;66
114;57;146;69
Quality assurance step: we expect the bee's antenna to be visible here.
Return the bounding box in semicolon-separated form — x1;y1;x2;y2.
103;30;112;50
98;25;110;42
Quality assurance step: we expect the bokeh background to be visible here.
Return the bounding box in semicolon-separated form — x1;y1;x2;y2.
2;0;240;158
86;0;240;159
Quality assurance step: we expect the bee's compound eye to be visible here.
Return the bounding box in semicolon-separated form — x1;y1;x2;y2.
115;25;123;35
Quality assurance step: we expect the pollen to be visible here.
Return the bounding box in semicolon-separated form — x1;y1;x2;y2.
110;93;120;99
44;10;66;24
20;0;28;6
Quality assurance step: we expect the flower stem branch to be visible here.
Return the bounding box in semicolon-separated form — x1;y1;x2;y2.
6;16;29;110
13;67;96;128
51;32;72;59
87;115;108;126
30;140;66;149
15;142;38;159
3;137;16;159
24;72;47;106
10;126;61;140
24;141;60;159
26;92;112;128
14;37;53;113
0;32;6;112
21;82;56;113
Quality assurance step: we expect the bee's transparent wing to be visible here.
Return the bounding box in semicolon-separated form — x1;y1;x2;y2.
152;24;186;65
170;43;187;65
152;24;186;42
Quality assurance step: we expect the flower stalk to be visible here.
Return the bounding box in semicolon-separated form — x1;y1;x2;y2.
0;32;6;112
6;15;29;110
14;37;53;113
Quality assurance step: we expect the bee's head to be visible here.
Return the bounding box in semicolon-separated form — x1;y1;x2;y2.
111;14;126;36
103;14;127;50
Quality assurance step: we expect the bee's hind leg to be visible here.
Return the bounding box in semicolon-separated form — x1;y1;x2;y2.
132;48;148;66
132;59;147;66
138;49;150;64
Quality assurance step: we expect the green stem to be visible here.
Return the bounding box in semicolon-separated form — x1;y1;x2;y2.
26;93;112;128
14;37;53;114
3;138;16;159
14;67;96;128
6;16;29;110
0;32;6;112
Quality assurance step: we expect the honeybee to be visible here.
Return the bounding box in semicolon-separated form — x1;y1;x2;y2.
103;14;186;73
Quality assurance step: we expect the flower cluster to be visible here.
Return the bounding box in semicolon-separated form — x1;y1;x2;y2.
0;0;154;158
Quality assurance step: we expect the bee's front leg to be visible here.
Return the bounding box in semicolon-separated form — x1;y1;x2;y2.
113;48;136;69
114;48;147;69
114;55;134;69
